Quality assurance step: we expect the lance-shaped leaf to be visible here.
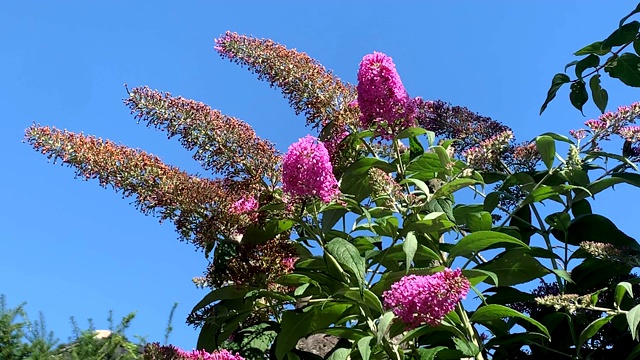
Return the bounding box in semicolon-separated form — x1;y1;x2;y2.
448;231;529;263
540;73;570;114
326;238;366;288
589;74;609;113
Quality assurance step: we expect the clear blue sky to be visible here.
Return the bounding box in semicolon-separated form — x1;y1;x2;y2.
1;1;639;350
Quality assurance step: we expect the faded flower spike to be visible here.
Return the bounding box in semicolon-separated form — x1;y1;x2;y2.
357;52;415;139
580;241;640;266
282;135;340;203
463;130;514;170
535;294;592;313
382;268;470;329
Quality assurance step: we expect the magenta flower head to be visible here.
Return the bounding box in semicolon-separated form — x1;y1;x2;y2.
357;52;415;139
282;135;340;203
382;268;470;329
229;196;259;216
177;348;245;360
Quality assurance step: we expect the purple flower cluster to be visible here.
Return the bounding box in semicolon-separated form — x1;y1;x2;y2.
383;268;470;329
356;52;415;139
282;135;340;203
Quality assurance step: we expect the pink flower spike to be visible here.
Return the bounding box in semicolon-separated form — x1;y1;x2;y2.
356;52;415;139
282;135;340;203
382;268;470;329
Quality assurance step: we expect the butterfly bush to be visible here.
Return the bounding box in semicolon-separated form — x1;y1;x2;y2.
383;269;470;329
282;135;340;203
357;52;415;139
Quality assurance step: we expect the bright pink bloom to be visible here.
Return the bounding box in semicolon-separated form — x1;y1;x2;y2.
282;257;298;271
383;269;470;329
177;348;245;360
356;52;415;139
282;135;340;203
229;197;259;215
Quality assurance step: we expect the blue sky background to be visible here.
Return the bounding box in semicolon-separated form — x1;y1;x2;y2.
1;0;640;350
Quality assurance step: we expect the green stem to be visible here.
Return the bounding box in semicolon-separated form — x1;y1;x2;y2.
530;203;565;292
456;303;485;360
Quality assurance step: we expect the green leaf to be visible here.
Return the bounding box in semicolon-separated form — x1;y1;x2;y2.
406;153;446;177
602;21;640;48
327;238;366;288
243;219;295;245
574;41;611;56
564;59;579;72
338;288;384;315
400;178;431;197
453;337;479;357
475;249;549;286
616;281;634;308
571;258;632;290
483;192;500;212
342;158;395;202
551;269;574;284
192;286;252;313
540;73;571;114
416;347;447;360
409;136;424;162
321;208;347;234
275;303;354;360
470;304;550;338
357;336;373;360
326;348;351;360
403;232;418;273
605;52;640;87
620;4;640;27
448;231;529;261
535;135;556;170
566;213;640;248
569;80;589;115
396;127;428;139
575;54;600;79
585;151;639;171
627;342;640;360
466;211;493;232
538;131;575;144
403;212;456;234
463;269;499;287
432;178;481;199
589;74;609;113
635;38;640;55
571;199;592;217
628;304;640;340
234;323;277;357
376;312;395;343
